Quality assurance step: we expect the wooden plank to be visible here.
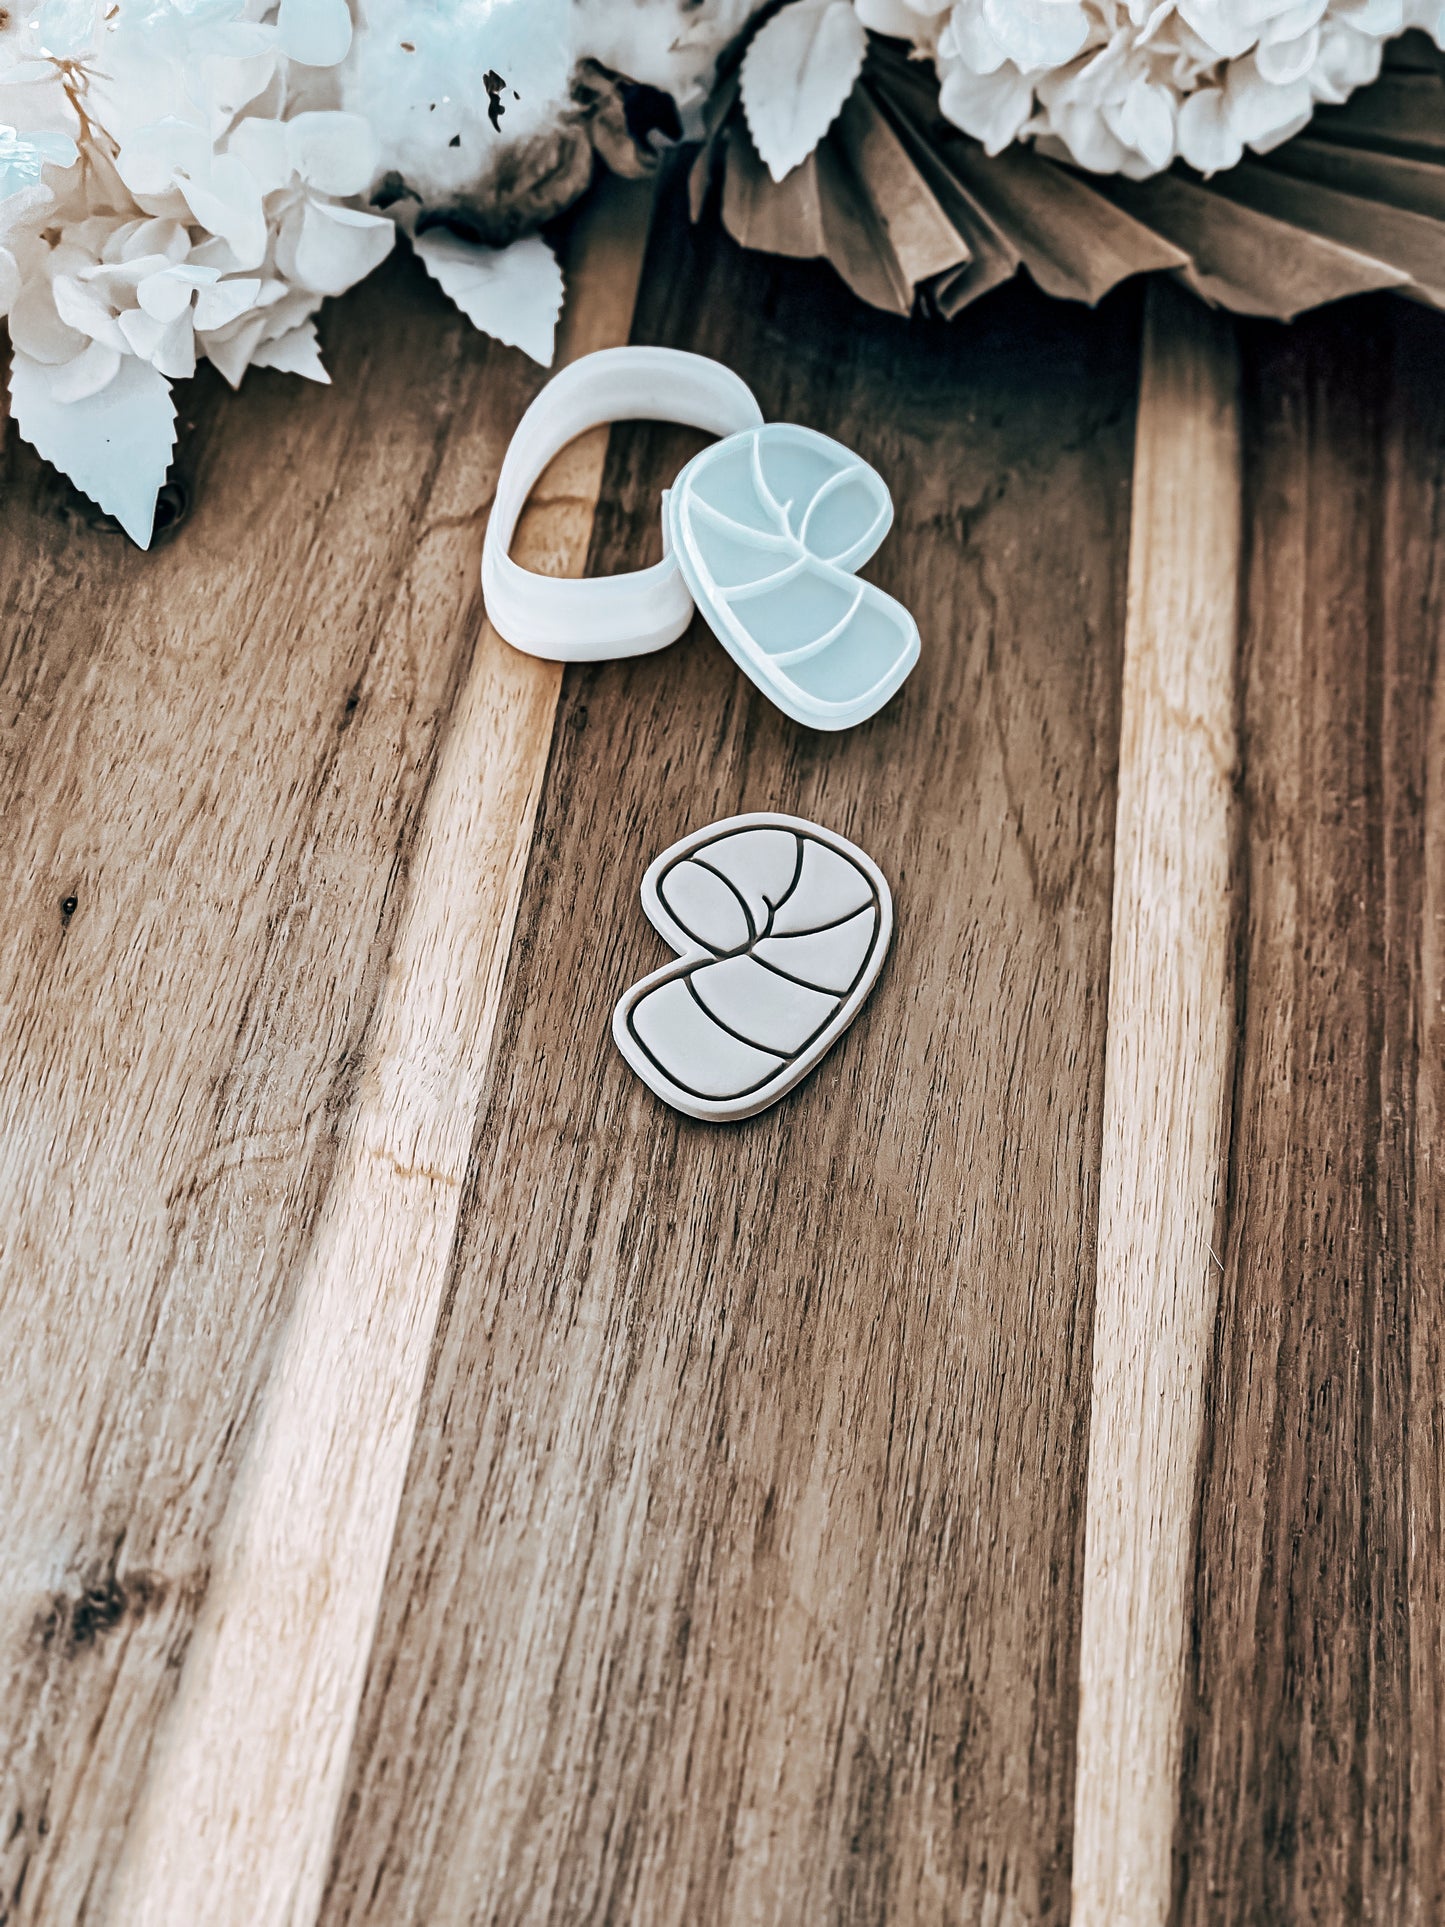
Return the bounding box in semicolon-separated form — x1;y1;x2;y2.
0;183;649;1923
320;177;1138;1925
1173;298;1445;1922
102;183;656;1927
1071;283;1241;1927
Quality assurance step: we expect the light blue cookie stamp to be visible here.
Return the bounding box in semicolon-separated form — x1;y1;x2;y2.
481;348;919;731
665;424;918;731
612;812;893;1122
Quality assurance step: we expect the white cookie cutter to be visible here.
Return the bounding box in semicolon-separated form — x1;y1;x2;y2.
481;347;920;732
481;346;763;663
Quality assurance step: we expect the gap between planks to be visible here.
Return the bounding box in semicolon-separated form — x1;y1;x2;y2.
105;179;655;1927
1072;281;1242;1926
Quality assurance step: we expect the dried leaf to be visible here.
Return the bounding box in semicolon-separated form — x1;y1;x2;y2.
709;35;1445;323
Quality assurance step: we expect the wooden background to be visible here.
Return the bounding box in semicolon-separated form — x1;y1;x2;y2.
1;170;1441;1925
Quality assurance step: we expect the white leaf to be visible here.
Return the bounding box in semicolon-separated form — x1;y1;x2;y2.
741;0;868;184
9;350;176;548
249;320;329;383
412;230;563;367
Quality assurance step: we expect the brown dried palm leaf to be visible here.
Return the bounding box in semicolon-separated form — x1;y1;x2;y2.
689;30;1445;322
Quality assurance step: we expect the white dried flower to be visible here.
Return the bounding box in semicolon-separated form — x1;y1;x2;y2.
924;0;1438;178
0;0;396;540
1;0;750;545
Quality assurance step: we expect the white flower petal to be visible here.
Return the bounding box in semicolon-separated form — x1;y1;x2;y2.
288;199;394;297
938;58;1036;152
192;275;263;332
7;278;86;362
151;312;197;381
121;218;191;265
0;183;56;253
1177;86;1245;172
188;235;249;274
1176;0;1260;58
1262;0;1332;38
1336;0;1405;29
52;272;127;348
225;116;293;196
277;0;353;68
249;318;330;382
1102;75;1177;172
202;311;272;388
1227;53;1314;148
34;0;100;59
855;0;947;31
982;0;1093;71
181;156;269;270
1256;26;1321;83
88;253;179;296
46;337;121;403
284;111;377;197
1044;100;1136;170
118;307;165;360
115;119;210;200
0;124;78;196
135;268;202;324
943;3;1015;73
1311;18;1386;97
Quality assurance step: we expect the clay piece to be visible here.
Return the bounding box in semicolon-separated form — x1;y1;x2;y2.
612;812;893;1122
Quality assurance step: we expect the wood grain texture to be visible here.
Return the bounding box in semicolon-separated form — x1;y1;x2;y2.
102;181;654;1927
1173;297;1445;1925
6;164;1442;1927
1071;284;1241;1927
320;176;1138;1927
0;184;646;1925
